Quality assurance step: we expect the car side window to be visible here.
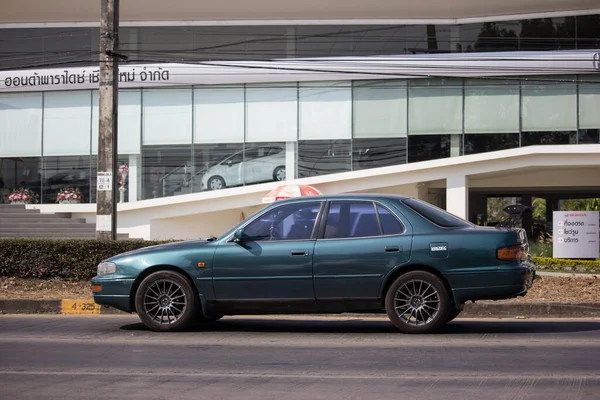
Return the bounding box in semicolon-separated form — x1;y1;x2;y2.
323;201;382;239
376;204;404;235
242;202;321;241
244;148;260;161
227;152;243;165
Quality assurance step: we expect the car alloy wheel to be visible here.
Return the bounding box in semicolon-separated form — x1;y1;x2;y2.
208;176;225;190
135;271;198;332
385;271;451;334
273;166;286;181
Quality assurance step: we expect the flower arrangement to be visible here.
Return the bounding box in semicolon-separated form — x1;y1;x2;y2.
8;188;38;204
56;187;83;204
118;163;129;188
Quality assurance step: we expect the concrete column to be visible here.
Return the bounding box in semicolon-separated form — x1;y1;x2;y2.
450;134;461;157
546;197;559;234
286;27;296;58
416;182;429;202
129;154;139;202
446;174;468;219
521;194;533;238
449;25;462;52
285;142;296;181
469;193;488;225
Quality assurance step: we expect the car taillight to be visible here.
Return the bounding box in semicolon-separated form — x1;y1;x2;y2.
497;245;525;261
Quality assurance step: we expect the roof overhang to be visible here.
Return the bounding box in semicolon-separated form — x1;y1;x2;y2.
2;0;599;26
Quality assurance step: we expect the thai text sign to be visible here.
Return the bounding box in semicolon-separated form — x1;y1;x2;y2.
553;211;599;259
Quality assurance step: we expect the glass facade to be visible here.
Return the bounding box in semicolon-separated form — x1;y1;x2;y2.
1;15;599;70
1;74;599;204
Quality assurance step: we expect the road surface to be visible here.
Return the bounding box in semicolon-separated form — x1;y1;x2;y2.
0;315;599;399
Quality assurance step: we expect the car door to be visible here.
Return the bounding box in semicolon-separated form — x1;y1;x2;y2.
313;200;412;300
212;201;323;300
242;147;260;185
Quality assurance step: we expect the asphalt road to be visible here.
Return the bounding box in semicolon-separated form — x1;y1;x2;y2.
1;315;600;400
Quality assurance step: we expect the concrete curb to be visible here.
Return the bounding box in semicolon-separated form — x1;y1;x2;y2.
1;299;600;318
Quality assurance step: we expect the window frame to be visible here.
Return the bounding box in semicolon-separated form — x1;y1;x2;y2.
229;201;325;242
317;200;406;240
401;198;473;228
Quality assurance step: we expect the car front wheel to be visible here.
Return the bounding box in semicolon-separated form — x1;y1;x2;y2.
208;176;225;190
273;166;285;181
135;270;198;332
385;270;451;334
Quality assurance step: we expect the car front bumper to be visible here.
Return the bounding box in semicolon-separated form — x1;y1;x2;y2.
91;277;136;313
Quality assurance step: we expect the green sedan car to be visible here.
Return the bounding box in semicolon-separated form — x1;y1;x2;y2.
92;194;535;334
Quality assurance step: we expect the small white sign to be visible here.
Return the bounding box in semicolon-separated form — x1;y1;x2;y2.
96;215;112;232
97;172;112;191
553;211;599;259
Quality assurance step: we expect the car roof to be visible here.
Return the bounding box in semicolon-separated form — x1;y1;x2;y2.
272;193;412;204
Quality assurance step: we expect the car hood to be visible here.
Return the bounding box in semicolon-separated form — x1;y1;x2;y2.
107;239;212;260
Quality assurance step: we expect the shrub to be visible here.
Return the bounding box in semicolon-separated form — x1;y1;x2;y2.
529;242;553;258
532;256;600;273
0;239;598;281
0;238;171;280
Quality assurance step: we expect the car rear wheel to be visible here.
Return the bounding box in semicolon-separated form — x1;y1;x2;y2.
385;270;451;334
135;270;198;332
208;175;225;190
273;166;285;181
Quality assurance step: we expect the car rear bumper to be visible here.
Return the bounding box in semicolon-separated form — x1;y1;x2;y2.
91;277;135;313
448;261;536;304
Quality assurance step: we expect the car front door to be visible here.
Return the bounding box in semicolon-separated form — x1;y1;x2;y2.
313;200;413;300
212;201;323;300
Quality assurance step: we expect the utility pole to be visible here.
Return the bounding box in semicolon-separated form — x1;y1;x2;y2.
96;0;119;240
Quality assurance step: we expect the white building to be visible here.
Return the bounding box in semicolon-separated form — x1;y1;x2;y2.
1;1;599;239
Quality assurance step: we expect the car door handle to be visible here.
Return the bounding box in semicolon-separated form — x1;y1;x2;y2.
291;250;309;257
385;246;401;253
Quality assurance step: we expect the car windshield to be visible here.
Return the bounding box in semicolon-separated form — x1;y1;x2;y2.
401;198;472;228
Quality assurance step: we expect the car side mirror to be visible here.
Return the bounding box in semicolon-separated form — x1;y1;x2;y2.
227;159;233;167
232;228;246;243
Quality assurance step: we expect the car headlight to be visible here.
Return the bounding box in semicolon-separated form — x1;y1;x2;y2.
97;262;117;276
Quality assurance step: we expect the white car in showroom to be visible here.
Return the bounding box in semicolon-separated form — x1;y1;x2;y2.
201;145;286;190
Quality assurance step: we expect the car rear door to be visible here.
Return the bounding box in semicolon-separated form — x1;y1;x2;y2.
313;200;413;300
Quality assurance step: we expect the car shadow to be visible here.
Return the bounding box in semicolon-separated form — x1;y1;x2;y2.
120;317;600;335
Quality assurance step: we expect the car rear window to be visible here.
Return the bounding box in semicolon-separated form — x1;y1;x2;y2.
401;198;472;228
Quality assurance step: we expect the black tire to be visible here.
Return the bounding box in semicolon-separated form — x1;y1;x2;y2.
207;175;226;190
273;166;285;181
385;270;451;334
135;270;198;332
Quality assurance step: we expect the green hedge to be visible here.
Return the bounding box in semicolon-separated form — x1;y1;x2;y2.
0;239;598;280
532;256;600;273
0;238;170;280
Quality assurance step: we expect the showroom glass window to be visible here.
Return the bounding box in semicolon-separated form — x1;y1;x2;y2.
408;78;462;162
521;76;578;147
463;79;520;154
141;88;193;199
298;82;352;178
42;91;93;204
578;74;600;144
352;80;407;169
0;93;43;203
243;202;322;241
